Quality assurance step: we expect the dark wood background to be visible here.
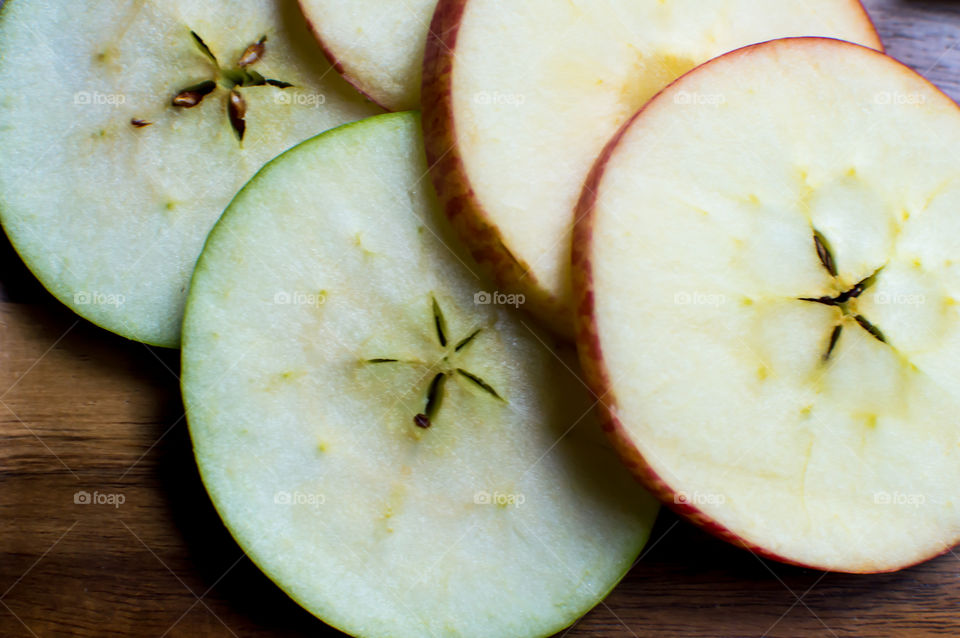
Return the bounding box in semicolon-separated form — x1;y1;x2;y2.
3;1;960;636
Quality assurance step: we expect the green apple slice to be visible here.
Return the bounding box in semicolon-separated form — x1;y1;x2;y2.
576;37;960;573
423;0;882;337
299;0;439;111
0;0;381;347
182;112;658;636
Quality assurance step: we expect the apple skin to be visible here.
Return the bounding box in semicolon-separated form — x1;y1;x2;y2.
422;1;882;344
572;37;952;575
850;1;885;51
421;0;575;340
298;1;392;111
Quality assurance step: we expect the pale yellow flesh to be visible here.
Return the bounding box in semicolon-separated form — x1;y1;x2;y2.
299;0;438;111
183;114;658;637
0;0;380;347
588;39;960;571
447;0;881;322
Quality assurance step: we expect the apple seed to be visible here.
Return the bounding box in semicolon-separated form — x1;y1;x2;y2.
228;89;247;141
238;36;267;68
172;80;216;107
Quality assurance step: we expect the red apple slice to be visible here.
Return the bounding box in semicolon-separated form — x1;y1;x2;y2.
576;37;960;572
299;0;439;111
423;0;882;337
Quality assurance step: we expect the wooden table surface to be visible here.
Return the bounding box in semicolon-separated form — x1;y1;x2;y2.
3;1;960;636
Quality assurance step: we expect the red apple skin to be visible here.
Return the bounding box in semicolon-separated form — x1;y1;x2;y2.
572;37;955;575
422;0;882;342
298;1;393;112
852;2;886;51
421;0;575;340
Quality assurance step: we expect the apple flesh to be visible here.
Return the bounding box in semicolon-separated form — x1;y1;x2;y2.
575;37;960;573
182;112;659;637
422;0;882;337
299;0;439;111
0;0;380;347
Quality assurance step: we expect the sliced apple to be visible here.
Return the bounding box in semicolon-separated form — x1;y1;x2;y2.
423;0;882;337
0;0;381;347
299;0;438;111
182;112;658;636
575;37;960;573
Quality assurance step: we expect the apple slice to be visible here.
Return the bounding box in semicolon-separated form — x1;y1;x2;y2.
0;0;381;347
423;0;882;337
299;0;438;111
182;112;658;636
576;37;960;573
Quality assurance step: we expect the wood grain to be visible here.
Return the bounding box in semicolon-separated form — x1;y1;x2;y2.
2;0;960;635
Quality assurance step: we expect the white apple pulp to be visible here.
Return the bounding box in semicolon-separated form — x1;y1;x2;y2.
424;0;882;334
182;113;658;637
579;38;960;572
298;0;439;111
0;0;380;347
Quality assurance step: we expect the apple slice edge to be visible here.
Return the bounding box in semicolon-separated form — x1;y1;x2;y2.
571;36;958;575
420;0;576;340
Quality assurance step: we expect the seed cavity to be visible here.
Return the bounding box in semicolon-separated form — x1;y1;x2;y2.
800;271;878;307
813;230;838;277
454;329;482;352
800;231;888;358
172;32;293;142
799;294;839;307
191;31;218;65
366;297;504;430
854;315;887;344
432;296;448;347
824;325;843;361
424;372;446;421
456;369;503;401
